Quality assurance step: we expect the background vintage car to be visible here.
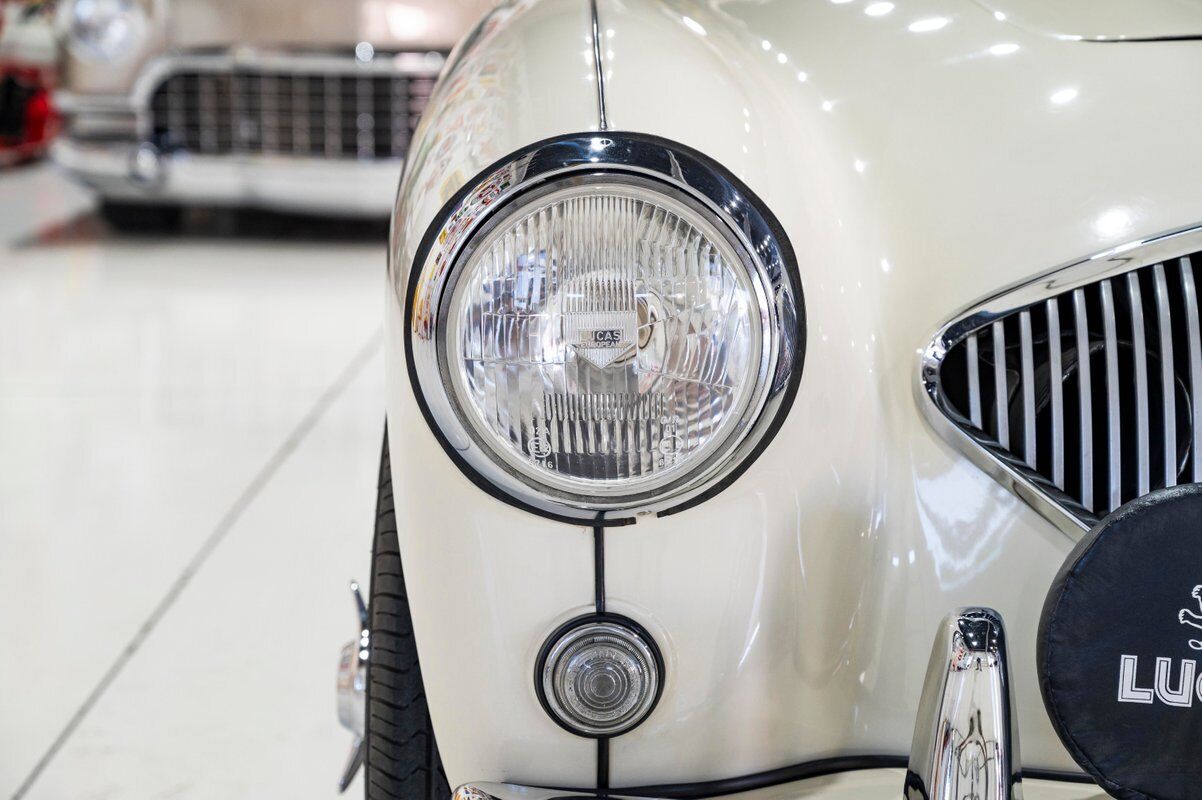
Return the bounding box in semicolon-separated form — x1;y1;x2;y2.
0;0;57;167
375;0;1202;798
52;0;495;223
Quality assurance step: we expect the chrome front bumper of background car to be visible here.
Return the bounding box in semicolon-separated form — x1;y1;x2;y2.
338;608;1076;799
51;137;402;216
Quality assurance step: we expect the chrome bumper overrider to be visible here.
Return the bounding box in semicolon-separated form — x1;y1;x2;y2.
336;582;369;792
51;138;402;216
341;608;1040;798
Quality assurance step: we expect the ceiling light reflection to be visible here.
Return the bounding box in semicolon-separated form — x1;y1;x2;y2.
681;16;707;36
1094;208;1133;239
989;42;1019;55
908;17;949;32
1050;87;1079;105
865;2;894;16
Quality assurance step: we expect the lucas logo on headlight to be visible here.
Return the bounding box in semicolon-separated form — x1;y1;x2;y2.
573;328;634;368
565;310;636;369
583;329;625;346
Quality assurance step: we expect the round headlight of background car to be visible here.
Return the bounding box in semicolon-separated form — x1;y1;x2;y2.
58;0;146;63
405;135;804;522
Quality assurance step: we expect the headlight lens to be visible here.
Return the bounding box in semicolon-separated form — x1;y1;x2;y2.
60;0;145;63
442;178;768;499
406;135;804;521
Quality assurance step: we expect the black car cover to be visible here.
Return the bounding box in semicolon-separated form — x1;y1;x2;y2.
1039;484;1202;800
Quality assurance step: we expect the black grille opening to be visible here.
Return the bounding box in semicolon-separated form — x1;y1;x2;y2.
937;254;1201;525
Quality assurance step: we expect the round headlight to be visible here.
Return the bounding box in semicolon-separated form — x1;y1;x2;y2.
60;0;146;63
406;135;804;522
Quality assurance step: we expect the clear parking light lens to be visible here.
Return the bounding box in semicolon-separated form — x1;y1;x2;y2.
440;178;773;502
541;620;660;736
60;0;146;63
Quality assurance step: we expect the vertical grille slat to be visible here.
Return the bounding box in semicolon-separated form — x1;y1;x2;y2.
992;320;1010;449
1183;256;1202;483
1101;280;1122;513
146;56;443;161
1153;264;1177;488
934;238;1202;530
1047;298;1065;489
1128;272;1151;497
1019;310;1036;468
967;332;982;428
1073;288;1094;512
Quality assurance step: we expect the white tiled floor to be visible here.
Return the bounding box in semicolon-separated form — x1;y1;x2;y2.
0;166;383;798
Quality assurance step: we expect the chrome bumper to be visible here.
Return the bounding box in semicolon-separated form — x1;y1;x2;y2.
51;137;402;217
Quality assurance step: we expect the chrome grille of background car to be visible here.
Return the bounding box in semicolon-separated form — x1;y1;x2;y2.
147;66;439;160
929;252;1202;529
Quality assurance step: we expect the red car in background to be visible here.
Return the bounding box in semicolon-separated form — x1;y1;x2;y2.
0;0;57;167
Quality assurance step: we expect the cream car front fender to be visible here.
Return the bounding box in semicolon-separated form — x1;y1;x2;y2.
386;0;1202;791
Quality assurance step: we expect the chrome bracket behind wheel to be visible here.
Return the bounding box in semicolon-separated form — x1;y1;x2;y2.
337;580;369;792
905;607;1023;800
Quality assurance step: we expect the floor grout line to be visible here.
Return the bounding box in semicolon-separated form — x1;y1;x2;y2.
10;328;384;800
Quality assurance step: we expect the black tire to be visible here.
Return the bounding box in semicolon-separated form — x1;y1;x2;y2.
365;432;451;800
99;201;183;233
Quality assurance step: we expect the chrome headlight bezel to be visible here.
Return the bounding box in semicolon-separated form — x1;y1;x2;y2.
401;133;805;524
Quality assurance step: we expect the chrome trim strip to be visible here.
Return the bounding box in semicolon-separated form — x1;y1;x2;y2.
1047;299;1065;488
402;134;803;523
1154;264;1177;488
1101;280;1122;513
906;608;1021;800
1127;272;1150;497
919;222;1202;540
1073;288;1093;512
993;321;1009;449
1184;257;1202;483
1020;310;1036;467
590;0;609;130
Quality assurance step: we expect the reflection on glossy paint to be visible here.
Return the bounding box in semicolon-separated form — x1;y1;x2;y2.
1050;87;1079;105
865;2;894;17
989;42;1019;56
362;0;431;40
681;16;706;36
1093;208;1133;240
914;466;1012;590
909;17;949;33
797;70;808;82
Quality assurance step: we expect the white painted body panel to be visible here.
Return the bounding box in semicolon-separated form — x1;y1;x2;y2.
386;0;1202;790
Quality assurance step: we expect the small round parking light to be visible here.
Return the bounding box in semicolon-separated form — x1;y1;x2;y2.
537;617;662;737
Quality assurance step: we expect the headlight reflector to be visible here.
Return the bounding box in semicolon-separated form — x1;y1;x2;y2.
60;0;145;63
443;178;769;499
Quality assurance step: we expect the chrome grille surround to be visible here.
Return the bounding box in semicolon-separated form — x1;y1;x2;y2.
920;224;1202;540
131;51;445;161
